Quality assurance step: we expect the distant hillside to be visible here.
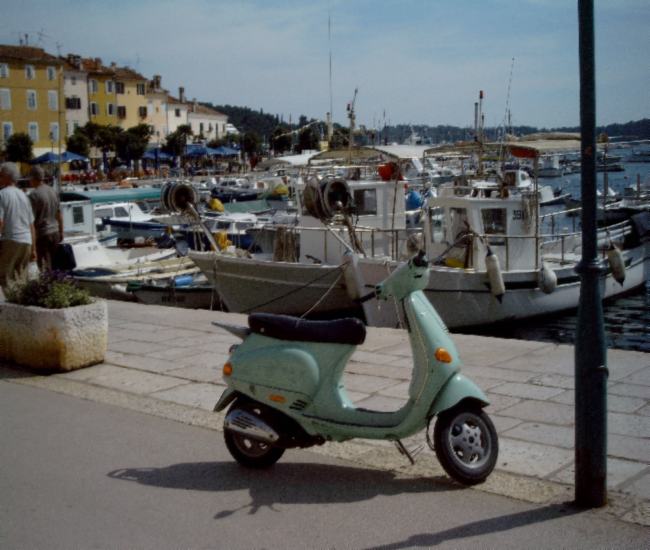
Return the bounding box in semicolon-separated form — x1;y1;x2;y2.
202;104;285;138
202;103;650;145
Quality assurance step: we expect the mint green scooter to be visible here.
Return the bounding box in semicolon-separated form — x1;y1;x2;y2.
213;251;498;485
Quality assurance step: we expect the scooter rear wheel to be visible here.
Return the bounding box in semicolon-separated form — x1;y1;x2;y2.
224;403;285;468
433;404;498;485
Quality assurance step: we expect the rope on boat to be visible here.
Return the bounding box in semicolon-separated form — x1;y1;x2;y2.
240;262;347;315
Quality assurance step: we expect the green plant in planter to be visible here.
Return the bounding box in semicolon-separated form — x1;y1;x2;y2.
5;270;92;309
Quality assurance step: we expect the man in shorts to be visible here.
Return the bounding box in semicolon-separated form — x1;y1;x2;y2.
0;162;36;287
28;165;63;270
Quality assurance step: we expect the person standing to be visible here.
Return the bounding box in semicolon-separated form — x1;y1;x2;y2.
28;165;63;271
0;162;36;287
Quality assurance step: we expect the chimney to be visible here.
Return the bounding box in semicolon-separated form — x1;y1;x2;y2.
179;86;185;103
153;74;161;89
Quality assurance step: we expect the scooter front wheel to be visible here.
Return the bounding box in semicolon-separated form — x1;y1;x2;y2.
224;402;285;468
433;404;498;485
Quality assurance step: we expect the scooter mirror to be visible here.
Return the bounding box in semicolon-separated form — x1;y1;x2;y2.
411;250;429;268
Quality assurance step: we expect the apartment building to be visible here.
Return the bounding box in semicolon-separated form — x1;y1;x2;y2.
0;45;64;155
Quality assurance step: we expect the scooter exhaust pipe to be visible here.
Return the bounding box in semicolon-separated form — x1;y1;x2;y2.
224;409;280;444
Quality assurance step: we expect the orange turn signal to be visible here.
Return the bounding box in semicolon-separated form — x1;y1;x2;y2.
269;394;286;403
434;348;453;363
223;362;233;376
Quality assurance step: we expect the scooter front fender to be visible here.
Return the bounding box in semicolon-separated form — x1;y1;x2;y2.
214;388;238;412
429;373;489;416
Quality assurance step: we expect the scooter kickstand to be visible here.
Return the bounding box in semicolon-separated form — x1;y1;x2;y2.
394;440;424;465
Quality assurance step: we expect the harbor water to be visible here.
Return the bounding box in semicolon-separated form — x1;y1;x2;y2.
458;151;650;353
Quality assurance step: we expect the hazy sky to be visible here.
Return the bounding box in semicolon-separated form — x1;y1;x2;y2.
1;0;648;129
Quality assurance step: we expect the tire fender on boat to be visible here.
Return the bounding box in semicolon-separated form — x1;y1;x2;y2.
538;262;557;294
485;247;505;303
607;245;626;285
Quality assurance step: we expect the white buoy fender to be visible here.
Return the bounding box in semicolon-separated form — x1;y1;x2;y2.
485;248;505;303
607;245;626;285
538;262;557;294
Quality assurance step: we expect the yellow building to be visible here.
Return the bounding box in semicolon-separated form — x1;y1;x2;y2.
0;45;64;156
82;57;117;126
114;66;148;130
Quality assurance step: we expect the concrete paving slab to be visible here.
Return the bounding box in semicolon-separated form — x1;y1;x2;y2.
552;458;649;491
621;471;650;500
502;422;574;449
166;363;222;384
496;438;574;478
483;393;522;412
60;364;189;395
497;345;575;375
529;373;575;389
609;383;650;400
489;415;524;433
624;368;650;386
342;372;400;393
488;382;565;401
107;339;165;355
498;400;575;426
145;347;206;361
462;364;536;383
549;390;647;414
638;404;650;417
377;381;411;399
608;411;650;438
103;351;183;374
607;349;650;379
608;433;650;462
151;382;225;411
146;351;222;370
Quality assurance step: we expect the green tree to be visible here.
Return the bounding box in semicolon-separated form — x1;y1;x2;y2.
271;126;292;154
66;132;90;158
116;124;153;163
297;126;320;153
5;133;33;163
163;124;193;158
241;131;261;156
329;127;349;149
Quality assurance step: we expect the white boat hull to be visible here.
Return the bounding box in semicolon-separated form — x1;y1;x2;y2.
358;244;649;328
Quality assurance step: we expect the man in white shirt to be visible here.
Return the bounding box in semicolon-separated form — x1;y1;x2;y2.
0;162;36;287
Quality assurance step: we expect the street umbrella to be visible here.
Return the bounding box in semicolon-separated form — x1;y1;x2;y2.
30;151;61;164
61;151;89;163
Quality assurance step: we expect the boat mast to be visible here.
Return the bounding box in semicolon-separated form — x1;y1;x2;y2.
347;87;358;163
327;7;334;143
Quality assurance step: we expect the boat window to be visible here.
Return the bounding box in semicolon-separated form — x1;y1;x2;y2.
95;207;112;218
353;189;377;215
481;208;506;235
115;207;129;217
449;207;468;238
216;221;231;230
72;206;84;225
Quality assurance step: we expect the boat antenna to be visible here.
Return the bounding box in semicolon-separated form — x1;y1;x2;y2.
347;87;358;162
327;4;334;142
498;57;516;164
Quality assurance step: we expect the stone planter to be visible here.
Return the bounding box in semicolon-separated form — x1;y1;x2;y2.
0;300;107;372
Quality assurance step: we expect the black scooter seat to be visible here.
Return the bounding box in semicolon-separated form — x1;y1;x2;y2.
249;313;366;346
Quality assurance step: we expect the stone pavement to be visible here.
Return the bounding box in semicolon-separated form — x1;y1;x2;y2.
3;300;650;526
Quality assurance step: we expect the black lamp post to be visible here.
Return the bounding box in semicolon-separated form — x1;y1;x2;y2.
575;0;608;508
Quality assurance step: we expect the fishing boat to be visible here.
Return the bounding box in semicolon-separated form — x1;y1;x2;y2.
127;272;222;310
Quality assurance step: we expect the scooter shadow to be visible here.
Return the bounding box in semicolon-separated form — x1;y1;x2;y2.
108;461;461;519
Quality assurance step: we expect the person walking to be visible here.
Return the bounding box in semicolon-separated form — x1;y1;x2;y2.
0;162;36;288
28;165;63;271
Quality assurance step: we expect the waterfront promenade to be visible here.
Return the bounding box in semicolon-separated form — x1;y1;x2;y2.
2;300;649;526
